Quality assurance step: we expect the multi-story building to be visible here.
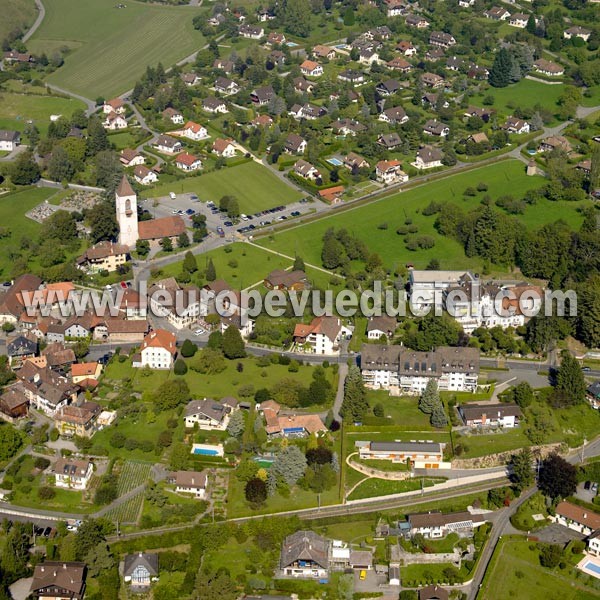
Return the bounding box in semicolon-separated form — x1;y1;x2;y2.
357;441;449;469
137;329;177;370
360;344;479;394
53;459;93;490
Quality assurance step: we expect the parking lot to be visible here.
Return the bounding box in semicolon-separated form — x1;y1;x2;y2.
140;192;319;239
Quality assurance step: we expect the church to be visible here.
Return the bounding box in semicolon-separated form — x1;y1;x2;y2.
115;176;187;248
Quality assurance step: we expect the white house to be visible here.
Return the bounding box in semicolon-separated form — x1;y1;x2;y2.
413;145;443;169
212;138;236;158
103;112;127;130
175;152;202;171
172;470;208;499
0;130;20;151
360;344;479;394
133;165;158;185
366;315;397;340
182;121;208;141
239;24;264;39
280;531;330;578
162;108;184;124
154;135;182;154
509;13;529;28
138;329;177;370
103;98;125;115
294;159;321;180
587;530;600;556
147;279;202;329
503;117;530;134
358;441;449;469
553;502;600;536
564;26;591;42
53;458;93;490
408;511;486;539
184;397;238;430
293;316;350;355
300;60;324;77
458;403;522;428
376;160;408;184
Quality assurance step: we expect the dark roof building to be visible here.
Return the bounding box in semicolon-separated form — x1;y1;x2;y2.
30;562;87;600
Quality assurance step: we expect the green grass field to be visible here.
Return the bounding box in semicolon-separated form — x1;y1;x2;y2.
0;0;37;42
257;160;590;271
480;538;599;600
143;161;303;212
348;477;440;501
28;0;204;98
0;90;86;135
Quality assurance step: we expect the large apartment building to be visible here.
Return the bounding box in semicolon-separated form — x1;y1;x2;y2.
360;344;479;394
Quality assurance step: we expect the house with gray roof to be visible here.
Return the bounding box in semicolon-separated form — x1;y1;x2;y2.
280;531;330;578
123;553;159;589
184;397;238;430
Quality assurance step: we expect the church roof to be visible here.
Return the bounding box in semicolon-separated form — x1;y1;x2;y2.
117;175;135;197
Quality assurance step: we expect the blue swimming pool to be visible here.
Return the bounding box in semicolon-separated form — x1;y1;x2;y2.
585;561;600;575
327;157;343;166
194;448;219;456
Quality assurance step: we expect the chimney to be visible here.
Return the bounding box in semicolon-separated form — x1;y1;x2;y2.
584;513;588;519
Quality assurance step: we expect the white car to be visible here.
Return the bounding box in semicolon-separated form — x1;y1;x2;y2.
169;192;176;200
194;328;205;336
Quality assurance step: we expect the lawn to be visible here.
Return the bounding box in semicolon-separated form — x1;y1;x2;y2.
107;131;138;151
0;187;61;278
27;0;204;98
365;391;433;429
470;79;566;118
0;90;86;135
480;538;599;600
256;160;579;272
142;161;303;213
347;477;442;501
401;562;465;587
0;0;37;42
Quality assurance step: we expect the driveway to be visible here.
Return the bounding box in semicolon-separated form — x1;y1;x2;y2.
9;577;33;600
533;523;585;545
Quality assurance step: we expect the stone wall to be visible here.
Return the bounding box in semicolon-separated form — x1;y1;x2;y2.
452;442;563;469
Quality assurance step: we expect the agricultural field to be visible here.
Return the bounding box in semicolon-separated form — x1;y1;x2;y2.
142;161;304;213
27;0;204;98
0;89;86;136
0;0;37;42
257;160;591;272
480;538;599;600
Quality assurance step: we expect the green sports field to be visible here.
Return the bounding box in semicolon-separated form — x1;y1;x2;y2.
143;161;304;212
257;160;591;271
27;0;204;98
0;90;85;135
0;0;37;43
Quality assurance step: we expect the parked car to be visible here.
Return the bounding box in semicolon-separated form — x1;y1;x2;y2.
119;281;128;289
592;482;599;494
169;192;176;200
291;211;300;217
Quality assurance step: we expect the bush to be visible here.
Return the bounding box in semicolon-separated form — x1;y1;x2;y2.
110;432;126;448
38;486;56;500
34;457;51;470
20;483;32;495
180;339;197;358
124;438;138;451
174;358;188;375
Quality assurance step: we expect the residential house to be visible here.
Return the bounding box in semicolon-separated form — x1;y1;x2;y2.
464;106;494;122
386;0;407;17
300;60;324;77
360;344;479;393
367;315;397;340
338;69;365;85
55;401;102;437
365;26;392;40
182;121;208;141
175;152;202;172
203;97;228;113
413;145;443;169
154;134;182;154
183;397;238;430
538;135;572;153
424;48;445;62
0;385;29;423
251;114;274;127
162;107;184;124
332;118;366;137
397;40;417;56
358;441;448;469
171;470;208;498
212;138;236;157
119;148;145;167
269;50;286;67
30;562;86;600
459;0;475;5
123;553;158;589
215;77;239;95
3;51;33;63
293;316;349;355
533;59;564;76
147;278;202;328
446;56;463;72
257;8;275;21
138;329;177;369
103;98;125;115
280;531;330;578
133;165;158;185
53;458;93;490
503;116;530;134
18;362;79;415
587;382;600;410
264;269;308;291
429;31;456;48
359;49;379;65
267;32;286;45
181;72;201;87
386;57;412;72
553;502;600;535
458;403;522;427
294;159;321;181
376;79;402;96
423;120;450;137
419;585;450;600
564;26;591;41
409;269;476;311
587;530;600;556
115;288;147;320
313;45;336;60
284;133;307;154
343;152;369;171
408;511;486;538
377;133;402;150
71;363;102;385
102;112;127;130
239;24;264;39
0;130;20;152
484;6;511;20
100;318;149;343
42;342;76;370
0;274;42;325
509;13;529;28
250;85;275;105
376;160;408;184
319;186;345;205
290;103;327;120
213;58;234;73
467;132;489;145
421;72;445;88
379;106;409;125
293;77;315;94
406;14;430;28
7;335;38;367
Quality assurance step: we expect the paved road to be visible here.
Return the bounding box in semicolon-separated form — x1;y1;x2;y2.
22;0;45;43
332;361;348;420
0;145;28;162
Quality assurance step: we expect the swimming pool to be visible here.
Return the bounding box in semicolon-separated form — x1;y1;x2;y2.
286;42;299;47
327;157;343;166
194;448;218;456
584;561;600;575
